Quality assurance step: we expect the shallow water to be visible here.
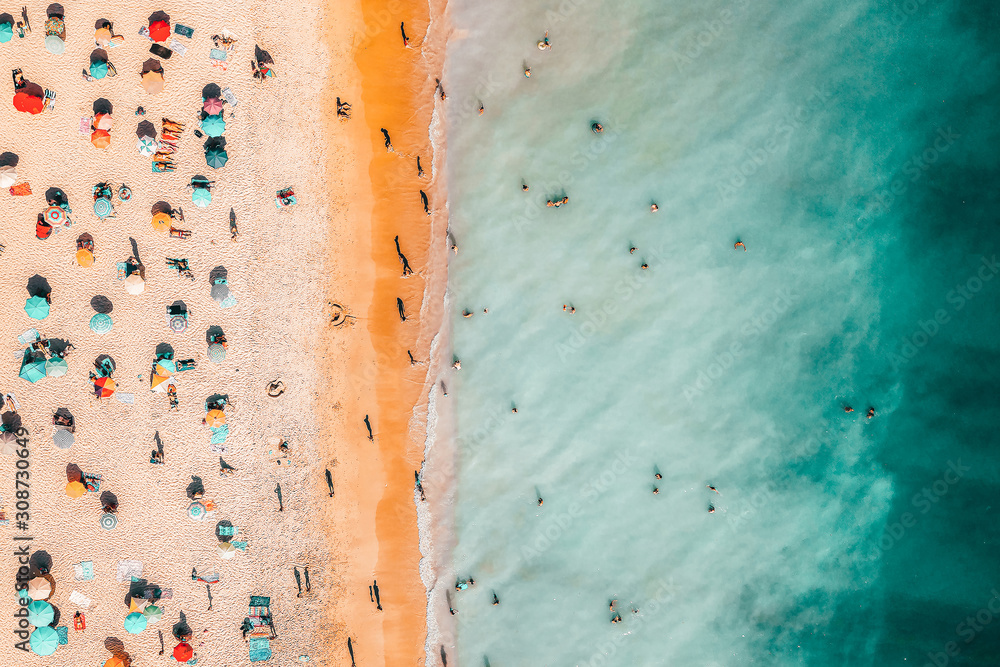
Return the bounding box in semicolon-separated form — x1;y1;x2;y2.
441;0;1000;664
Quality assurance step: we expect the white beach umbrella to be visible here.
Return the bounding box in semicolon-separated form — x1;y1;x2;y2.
0;165;16;188
217;542;236;559
124;274;145;295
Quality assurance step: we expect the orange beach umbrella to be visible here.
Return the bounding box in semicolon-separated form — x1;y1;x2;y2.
76;249;94;267
66;481;86;498
151;212;171;231
205;409;225;427
91;130;111;149
94;376;116;398
142;70;164;95
13;91;44;114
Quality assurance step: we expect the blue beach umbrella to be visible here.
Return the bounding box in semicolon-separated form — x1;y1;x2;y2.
19;355;46;384
201;114;226;137
205;147;228;169
27;600;54;627
0;22;13;43
93;197;113;218
29;626;59;655
192;188;212;207
124;611;147;634
24;295;50;320
90;60;109;80
90;313;113;334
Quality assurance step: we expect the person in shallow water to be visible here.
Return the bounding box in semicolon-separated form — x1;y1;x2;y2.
381;128;392;152
591;122;604;134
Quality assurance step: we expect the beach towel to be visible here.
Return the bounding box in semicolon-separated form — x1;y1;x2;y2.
9;183;31;196
73;561;94;581
115;393;135;405
218;525;236;536
17;329;40;345
169;38;187;56
248;638;271;662
56;626;68;645
69;590;92;608
232;540;247;551
116;560;142;583
210;424;229;444
83;474;101;492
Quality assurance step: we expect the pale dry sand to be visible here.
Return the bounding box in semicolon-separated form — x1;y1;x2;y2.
0;1;437;666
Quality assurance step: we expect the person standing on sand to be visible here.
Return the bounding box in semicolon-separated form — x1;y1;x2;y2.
400;22;409;47
417;156;424;178
373;580;382;610
364;415;373;441
420;190;430;214
325;469;334;497
381;128;393;152
397;297;407;321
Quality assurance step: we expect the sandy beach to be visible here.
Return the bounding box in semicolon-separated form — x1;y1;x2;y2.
0;1;442;665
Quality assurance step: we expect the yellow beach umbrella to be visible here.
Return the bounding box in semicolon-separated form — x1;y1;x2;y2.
65;481;86;499
150;374;171;393
151;212;171;231
76;249;94;267
205;410;226;427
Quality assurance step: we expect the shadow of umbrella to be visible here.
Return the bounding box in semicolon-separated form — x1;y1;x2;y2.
93;98;113;116
150;200;172;216
206;325;224;343
141;58;161;74
208;266;227;284
186;476;204;499
2;411;22;433
30;550;52;575
214;520;233;542
0;151;18;167
104;636;127;657
172;611;191;640
147;10;170;25
91;295;113;314
201;83;221;100
66;463;82;482
155;343;174;358
46;4;64;18
26;275;51;298
136;119;156;140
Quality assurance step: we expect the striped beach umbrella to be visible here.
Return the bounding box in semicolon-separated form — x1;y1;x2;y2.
53;429;74;450
94;376;116;398
217;542;236;559
138;136;158;156
44;206;66;226
207;343;226;363
101;513;118;531
90;313;113;334
143;605;163;624
29;626;59;655
27;600;54;627
93;197;113;218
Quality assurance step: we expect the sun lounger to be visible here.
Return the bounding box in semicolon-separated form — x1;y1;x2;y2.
249;638;271;662
82;474;101;492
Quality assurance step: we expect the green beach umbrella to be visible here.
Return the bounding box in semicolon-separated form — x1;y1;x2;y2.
207;343;226;363
27;600;54;627
90;313;113;334
143;605;162;624
205;148;228;169
201;114;226;137
45;358;68;378
90;60;109;79
29;626;59;655
19;356;46;383
192;188;212;207
124;611;147;634
0;22;13;43
24;296;50;320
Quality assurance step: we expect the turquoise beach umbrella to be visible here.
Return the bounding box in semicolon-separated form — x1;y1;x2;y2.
19;355;46;384
0;22;13;43
27;600;54;627
45;358;68;378
143;605;162;624
192;188;212;207
201;114;226;137
90;60;109;80
205;148;228;169
90;313;113;334
124;611;147;634
29;626;59;655
24;296;50;320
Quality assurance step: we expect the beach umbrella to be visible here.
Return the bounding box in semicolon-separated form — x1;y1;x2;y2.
138;136;158;155
27;577;51;600
27;600;54;627
0;431;17;455
44;35;64;55
0;22;13;43
187;501;206;520
156;359;177;375
95;113;113;130
101;513;118;530
29;626;59;655
149;20;170;42
143;605;163;624
151;211;171;231
124;611;146;634
201;114;226;137
65;481;86;498
91;130;111;149
192;188;211;207
95;27;112;47
206;409;226;427
45;358;68;377
206;148;228;169
44;206;66;226
13;91;44;114
210;284;231;303
174;642;193;662
0;165;16;187
150;374;172;393
169;316;188;333
94;376;116;398
142;70;164;95
53;429;74;450
93;197;113;218
124;274;145;295
90;60;109;80
76;249;95;267
19;357;45;383
207;343;226;363
90;313;113;334
203;97;224;114
217;542;236;559
104;657;127;667
25;296;50;320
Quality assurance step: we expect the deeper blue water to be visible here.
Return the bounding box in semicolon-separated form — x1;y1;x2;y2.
441;0;1000;665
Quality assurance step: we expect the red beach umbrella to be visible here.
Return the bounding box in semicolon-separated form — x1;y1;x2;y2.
13;91;43;114
203;97;224;115
94;376;116;398
173;642;193;662
149;20;170;42
91;130;111;149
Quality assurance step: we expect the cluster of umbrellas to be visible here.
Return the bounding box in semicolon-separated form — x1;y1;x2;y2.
24;576;59;656
151;357;176;393
18;349;67;384
92;113;113;149
202;96;228;169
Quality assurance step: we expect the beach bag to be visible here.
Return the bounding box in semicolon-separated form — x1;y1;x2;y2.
36;220;53;239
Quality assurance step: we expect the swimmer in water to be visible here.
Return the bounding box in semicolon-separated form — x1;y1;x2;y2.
735;240;747;251
462;310;473;318
591;122;604;134
708;504;716;514
537;496;543;506
611;614;622;624
707;485;720;494
844;406;854;413
609;600;616;612
640;263;648;270
867;407;875;418
522;181;529;192
524;65;531;78
478;101;484;115
452;360;461;370
653;487;659;494
537;31;551;50
630;247;636;254
483;308;488;314
493;592;500;606
655;473;662;480
651;203;659;212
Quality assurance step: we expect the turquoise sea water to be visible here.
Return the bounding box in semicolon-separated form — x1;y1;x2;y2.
441;1;1000;664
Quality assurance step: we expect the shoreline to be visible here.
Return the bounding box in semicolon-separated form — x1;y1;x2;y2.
320;0;450;663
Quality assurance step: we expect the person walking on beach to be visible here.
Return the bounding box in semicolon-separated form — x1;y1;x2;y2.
400;22;409;47
420;190;430;214
395;235;413;275
417;156;424;178
397;297;407;322
373;580;382;610
381;128;393;152
325;469;335;497
364;415;374;441
435;78;446;100
408;350;417;365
